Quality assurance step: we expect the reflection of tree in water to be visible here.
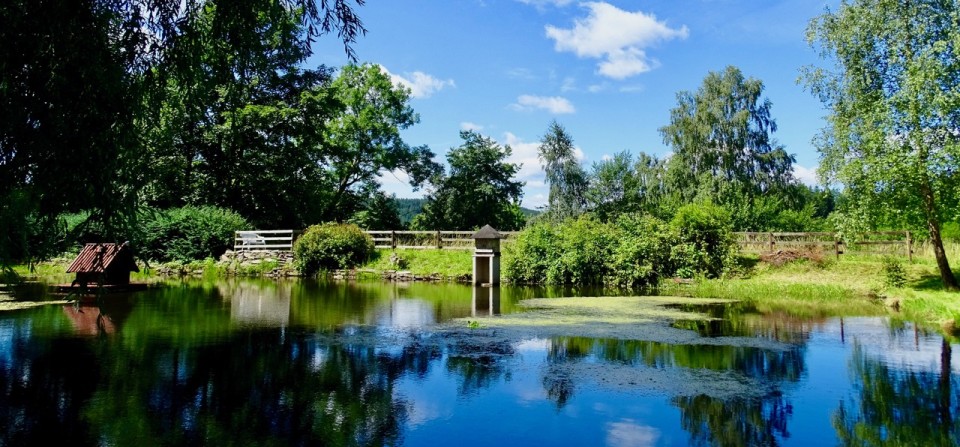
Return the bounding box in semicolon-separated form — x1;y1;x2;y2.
834;341;959;446
545;337;803;444
547;337;805;381
445;339;513;397
0;326;427;446
674;394;791;447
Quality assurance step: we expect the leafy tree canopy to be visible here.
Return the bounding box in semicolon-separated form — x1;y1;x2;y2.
804;0;960;289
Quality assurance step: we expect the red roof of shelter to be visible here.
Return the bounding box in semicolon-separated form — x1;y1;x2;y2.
66;243;139;273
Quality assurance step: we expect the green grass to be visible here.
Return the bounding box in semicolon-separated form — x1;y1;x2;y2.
362;249;472;277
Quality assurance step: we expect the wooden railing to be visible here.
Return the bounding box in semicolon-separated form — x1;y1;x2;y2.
733;231;913;260
234;230;300;251
365;230;519;250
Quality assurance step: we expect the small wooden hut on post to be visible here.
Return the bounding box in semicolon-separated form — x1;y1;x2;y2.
472;225;501;286
66;243;139;286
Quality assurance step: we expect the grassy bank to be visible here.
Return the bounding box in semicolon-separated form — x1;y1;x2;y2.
10;247;959;333
362;248;959;333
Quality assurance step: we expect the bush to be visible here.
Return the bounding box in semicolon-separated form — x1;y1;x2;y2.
294;223;374;275
669;203;736;278
606;214;675;288
502;222;559;283
140;206;249;262
882;256;907;288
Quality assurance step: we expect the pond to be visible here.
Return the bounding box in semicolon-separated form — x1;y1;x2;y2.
0;278;957;446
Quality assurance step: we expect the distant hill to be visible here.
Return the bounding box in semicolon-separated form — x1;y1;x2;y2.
393;198;540;227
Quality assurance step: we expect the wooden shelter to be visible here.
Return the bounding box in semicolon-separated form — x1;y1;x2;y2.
66;243;139;286
472;225;502;285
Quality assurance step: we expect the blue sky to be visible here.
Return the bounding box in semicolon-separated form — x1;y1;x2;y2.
308;0;838;208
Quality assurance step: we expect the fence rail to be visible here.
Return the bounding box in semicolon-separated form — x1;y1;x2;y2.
365;230;519;250
733;231;912;260
232;228;913;259
234;230;300;251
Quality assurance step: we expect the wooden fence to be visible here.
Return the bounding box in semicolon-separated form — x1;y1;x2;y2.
231;228;913;259
365;230;519;250
734;231;913;260
233;230;300;251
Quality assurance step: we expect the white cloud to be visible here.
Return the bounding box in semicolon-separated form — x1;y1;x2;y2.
510;94;576;114
517;0;574;8
545;2;688;79
507;67;537;80
561;77;577;92
379;65;455;99
588;83;609;93
460;122;484;132
601;154;613;161
793;164;819;186
619;84;645;93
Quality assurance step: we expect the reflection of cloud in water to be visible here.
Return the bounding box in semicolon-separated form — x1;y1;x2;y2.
374;299;436;328
515;338;549;352
606;419;660;447
405;396;444;427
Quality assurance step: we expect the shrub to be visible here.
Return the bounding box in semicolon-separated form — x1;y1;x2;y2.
606;214;675;288
882;256;907;288
669;203;736;278
546;215;618;285
294;223;374;275
140;206;249;262
502;222;559;283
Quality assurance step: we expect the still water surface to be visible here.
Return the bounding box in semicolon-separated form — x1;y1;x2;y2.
1;279;957;446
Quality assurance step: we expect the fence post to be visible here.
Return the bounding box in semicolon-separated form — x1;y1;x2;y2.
768;233;775;252
906;230;912;262
436;230;442;249
834;234;840;260
391;231;397;249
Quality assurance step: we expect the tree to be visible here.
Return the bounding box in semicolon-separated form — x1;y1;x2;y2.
538;121;587;220
0;0;366;262
659;66;796;208
415;131;525;231
317;64;439;221
804;0;960;290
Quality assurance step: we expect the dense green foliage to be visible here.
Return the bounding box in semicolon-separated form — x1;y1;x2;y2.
0;0;367;264
804;0;960;290
139;206;249;263
293;223;374;275
568;67;833;232
413;131;526;231
504;206;735;287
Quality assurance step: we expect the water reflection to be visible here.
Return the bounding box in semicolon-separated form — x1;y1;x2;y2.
834;341;959;446
220;281;291;327
471;286;501;317
0;279;957;447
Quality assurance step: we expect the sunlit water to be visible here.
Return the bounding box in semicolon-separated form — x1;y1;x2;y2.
1;278;957;446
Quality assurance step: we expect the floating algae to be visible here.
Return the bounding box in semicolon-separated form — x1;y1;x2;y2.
432;295;800;399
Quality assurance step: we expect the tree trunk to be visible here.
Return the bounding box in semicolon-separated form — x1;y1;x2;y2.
939;338;952;434
921;182;959;291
